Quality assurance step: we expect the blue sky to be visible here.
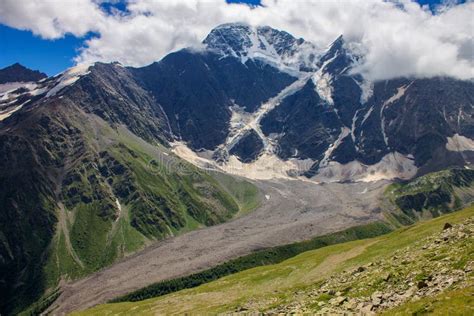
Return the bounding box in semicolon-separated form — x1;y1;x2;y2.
0;0;466;76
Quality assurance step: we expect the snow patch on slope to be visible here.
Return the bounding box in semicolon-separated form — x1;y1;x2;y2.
380;83;412;146
360;105;374;126
351;108;362;144
0;100;28;121
312;54;336;105
446;134;474;152
0;82;35;95
46;63;92;97
205;23;319;75
221;75;311;154
357;79;374;104
320;127;350;167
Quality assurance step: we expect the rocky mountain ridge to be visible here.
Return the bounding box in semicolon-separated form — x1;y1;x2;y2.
0;63;47;84
2;24;473;184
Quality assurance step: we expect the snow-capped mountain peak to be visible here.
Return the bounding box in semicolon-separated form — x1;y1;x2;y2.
203;23;319;74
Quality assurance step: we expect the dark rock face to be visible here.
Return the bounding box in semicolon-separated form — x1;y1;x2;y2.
229;130;264;162
131;49;296;150
0;63;47;84
262;34;474;175
317;36;353;76
69;63;171;144
261;80;340;160
258;34;363;166
353;77;474;167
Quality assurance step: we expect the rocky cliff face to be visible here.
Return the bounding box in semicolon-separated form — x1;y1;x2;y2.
165;24;474;182
0;63;47;84
4;24;472;184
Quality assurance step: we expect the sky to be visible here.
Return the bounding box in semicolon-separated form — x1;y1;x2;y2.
0;0;472;80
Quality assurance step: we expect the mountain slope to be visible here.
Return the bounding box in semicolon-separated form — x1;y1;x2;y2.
75;205;474;315
0;63;47;84
0;62;258;315
163;25;474;182
131;49;296;150
2;24;473;183
384;168;474;224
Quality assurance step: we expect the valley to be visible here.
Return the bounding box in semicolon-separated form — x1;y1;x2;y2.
48;177;388;314
75;201;474;315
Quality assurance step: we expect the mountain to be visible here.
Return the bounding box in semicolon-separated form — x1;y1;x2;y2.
203;23;319;73
0;62;258;314
0;23;473;314
3;24;473;183
0;63;47;84
173;25;473;182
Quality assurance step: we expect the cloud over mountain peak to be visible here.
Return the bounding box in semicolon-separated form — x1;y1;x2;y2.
1;0;472;81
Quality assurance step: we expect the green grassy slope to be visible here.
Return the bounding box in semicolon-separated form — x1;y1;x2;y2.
77;205;474;315
384;168;474;225
383;286;474;316
210;171;262;216
42;124;259;288
1;111;260;315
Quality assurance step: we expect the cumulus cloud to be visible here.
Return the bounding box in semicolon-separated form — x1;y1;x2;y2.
0;0;106;38
0;0;473;81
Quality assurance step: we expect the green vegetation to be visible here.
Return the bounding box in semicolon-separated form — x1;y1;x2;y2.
77;205;474;315
210;171;261;216
110;221;391;303
5;119;259;315
42;125;260;284
385;168;474;222
18;288;61;316
70;203;116;271
383;286;474;316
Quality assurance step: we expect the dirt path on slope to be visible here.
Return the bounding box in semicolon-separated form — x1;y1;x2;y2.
48;179;388;315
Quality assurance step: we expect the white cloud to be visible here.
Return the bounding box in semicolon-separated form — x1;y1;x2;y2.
0;0;473;81
0;0;105;39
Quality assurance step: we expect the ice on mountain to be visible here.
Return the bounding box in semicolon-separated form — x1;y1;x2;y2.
319;127;350;167
204;23;319;75
379;82;412;146
46;63;92;97
0;100;28;122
